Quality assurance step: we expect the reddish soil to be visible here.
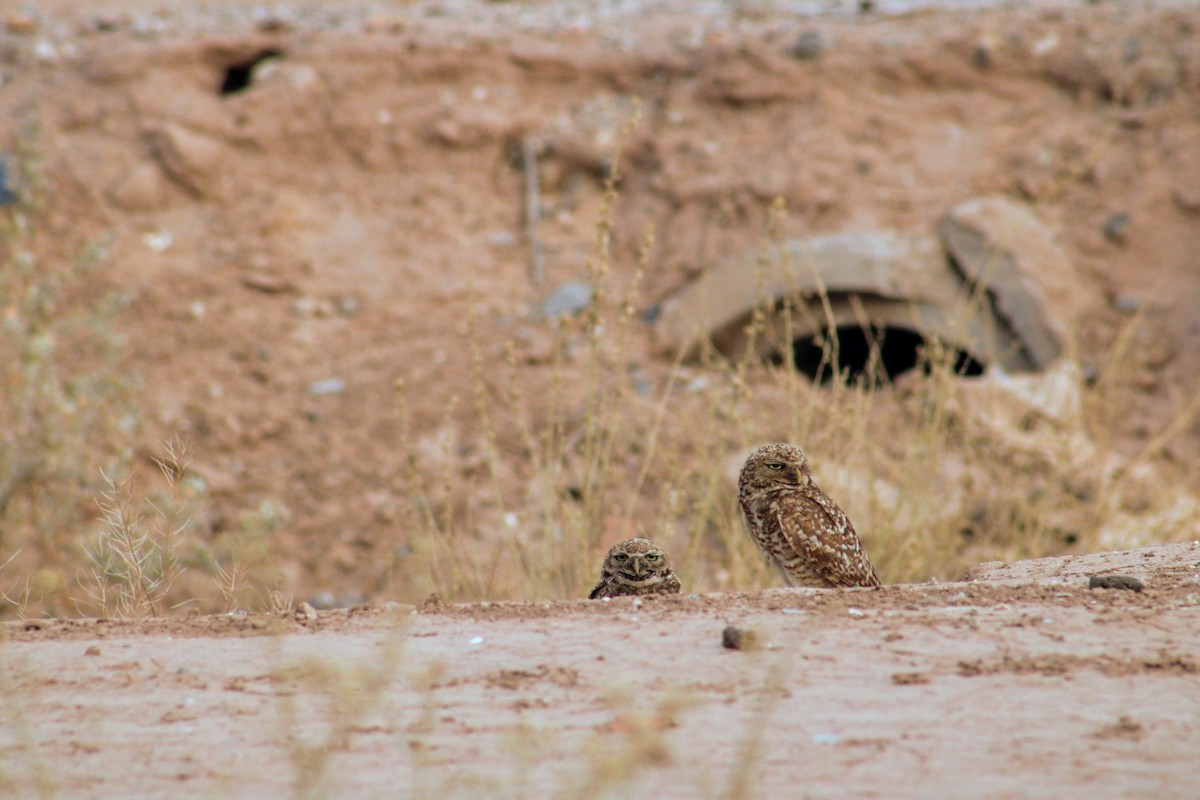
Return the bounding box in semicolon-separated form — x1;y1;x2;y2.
4;0;1200;608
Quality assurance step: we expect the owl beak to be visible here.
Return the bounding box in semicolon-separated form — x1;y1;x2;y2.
618;557;651;581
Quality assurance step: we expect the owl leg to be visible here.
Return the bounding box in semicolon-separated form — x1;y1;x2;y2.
773;560;798;588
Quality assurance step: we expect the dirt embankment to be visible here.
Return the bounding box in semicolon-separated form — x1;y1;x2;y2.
3;0;1199;610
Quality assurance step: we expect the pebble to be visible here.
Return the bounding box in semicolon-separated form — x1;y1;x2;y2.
308;378;345;396
1112;294;1143;314
541;281;592;317
788;29;826;60
0;159;16;206
308;591;338;610
143;229;173;252
1102;212;1131;243
721;625;759;651
1088;574;1144;592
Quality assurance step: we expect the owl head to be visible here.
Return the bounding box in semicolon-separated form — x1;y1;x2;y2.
600;538;674;586
739;443;812;489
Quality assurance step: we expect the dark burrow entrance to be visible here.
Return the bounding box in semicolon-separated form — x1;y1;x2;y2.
768;325;986;385
218;49;283;95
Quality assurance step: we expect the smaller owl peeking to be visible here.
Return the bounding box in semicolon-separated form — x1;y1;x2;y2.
738;443;881;589
589;538;682;599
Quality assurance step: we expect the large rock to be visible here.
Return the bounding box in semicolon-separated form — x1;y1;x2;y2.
939;196;1088;371
145;123;226;198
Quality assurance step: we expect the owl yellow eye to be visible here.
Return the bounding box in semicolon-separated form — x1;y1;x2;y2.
613;553;629;561
766;462;785;470
646;553;660;561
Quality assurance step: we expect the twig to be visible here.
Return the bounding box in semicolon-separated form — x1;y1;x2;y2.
522;135;544;287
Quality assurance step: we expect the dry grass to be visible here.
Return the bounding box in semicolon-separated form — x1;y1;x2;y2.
269;626;407;800
77;437;192;617
0;125;140;618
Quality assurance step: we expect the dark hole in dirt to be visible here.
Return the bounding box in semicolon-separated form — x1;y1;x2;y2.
219;49;282;95
771;325;985;385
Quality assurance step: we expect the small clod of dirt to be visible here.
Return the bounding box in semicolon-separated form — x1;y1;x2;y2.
891;671;931;685
1093;715;1144;740
419;593;444;612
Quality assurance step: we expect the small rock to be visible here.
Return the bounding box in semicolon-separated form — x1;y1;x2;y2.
241;272;294;294
254;14;294;33
308;378;345;396
1088;574;1144;592
308;591;337;610
721;625;759;651
143;229;173;252
541;281;592;318
84;645;102;656
32;39;60;64
0;158;17;206
146;123;225;197
486;231;517;247
294;601;318;622
1102;213;1131;243
787;29;825;60
1112;294;1143;314
90;14;125;33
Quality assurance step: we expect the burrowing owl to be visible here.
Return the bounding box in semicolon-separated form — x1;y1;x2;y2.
737;443;880;588
589;538;682;599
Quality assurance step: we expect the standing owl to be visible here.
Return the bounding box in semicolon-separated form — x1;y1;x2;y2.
737;443;881;589
589;538;682;599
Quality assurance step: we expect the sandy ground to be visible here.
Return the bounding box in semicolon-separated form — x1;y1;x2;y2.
4;541;1199;798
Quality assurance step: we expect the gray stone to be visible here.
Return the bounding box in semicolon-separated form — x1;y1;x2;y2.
788;29;826;61
308;378;345;396
541;281;592;317
1102;212;1131;243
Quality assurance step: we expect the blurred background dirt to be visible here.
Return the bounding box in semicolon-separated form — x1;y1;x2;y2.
2;0;1199;612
